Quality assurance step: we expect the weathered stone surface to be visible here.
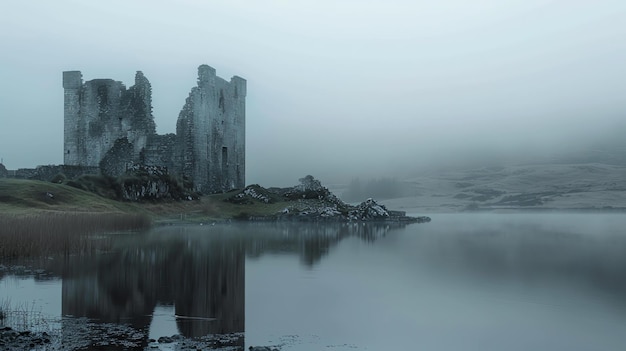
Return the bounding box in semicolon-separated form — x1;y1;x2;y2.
63;65;245;194
0;327;52;350
348;198;390;220
176;65;246;193
226;175;431;223
228;184;275;204
99;137;134;177
9;164;99;181
120;165;193;201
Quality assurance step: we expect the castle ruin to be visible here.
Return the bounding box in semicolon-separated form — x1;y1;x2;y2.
62;65;246;193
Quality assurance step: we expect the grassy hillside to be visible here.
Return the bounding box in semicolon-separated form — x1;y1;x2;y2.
0;177;420;259
140;190;288;223
0;177;415;224
0;179;289;223
0;178;142;214
0;179;286;258
378;163;626;213
0;179;152;259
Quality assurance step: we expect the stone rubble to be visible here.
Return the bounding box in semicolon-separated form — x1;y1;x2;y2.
0;326;52;350
226;175;431;223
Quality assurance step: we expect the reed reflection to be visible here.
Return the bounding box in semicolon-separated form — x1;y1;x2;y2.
58;222;401;349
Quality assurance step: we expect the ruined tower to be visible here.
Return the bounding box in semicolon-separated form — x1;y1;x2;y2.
62;71;155;168
176;65;246;193
62;65;246;193
62;71;83;165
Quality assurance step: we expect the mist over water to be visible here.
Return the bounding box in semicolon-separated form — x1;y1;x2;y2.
2;214;626;350
1;5;626;351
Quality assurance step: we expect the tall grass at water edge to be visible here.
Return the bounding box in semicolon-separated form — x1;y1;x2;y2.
0;297;51;332
0;212;151;259
0;297;8;324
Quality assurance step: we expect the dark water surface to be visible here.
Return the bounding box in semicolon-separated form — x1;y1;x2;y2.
2;213;626;350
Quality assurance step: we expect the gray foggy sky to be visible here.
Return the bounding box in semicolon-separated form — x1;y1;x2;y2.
1;0;625;186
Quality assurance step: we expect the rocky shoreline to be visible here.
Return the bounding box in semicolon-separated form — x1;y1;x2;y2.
225;175;431;223
0;327;52;350
0;324;247;351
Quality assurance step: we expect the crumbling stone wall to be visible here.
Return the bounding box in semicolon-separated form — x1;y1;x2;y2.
9;165;100;181
120;165;182;201
99;137;134;177
63;72;155;168
141;133;179;173
176;65;246;193
62;65;246;194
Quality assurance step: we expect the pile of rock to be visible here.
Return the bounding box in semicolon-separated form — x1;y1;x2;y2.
348;198;390;220
225;175;431;223
227;184;275;204
0;327;52;350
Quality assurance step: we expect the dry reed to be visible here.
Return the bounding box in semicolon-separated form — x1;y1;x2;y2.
0;212;151;259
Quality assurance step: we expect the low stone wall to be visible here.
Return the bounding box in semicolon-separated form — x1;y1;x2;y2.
5;165;100;181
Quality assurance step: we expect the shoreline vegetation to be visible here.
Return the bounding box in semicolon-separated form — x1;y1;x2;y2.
0;212;150;259
0;175;429;260
0;178;152;259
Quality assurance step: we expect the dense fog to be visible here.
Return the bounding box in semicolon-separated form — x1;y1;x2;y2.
1;1;625;187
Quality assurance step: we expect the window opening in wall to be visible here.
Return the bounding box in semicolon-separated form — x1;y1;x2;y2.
222;147;228;172
219;89;225;112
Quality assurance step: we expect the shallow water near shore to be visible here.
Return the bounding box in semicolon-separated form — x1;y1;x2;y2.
1;213;626;350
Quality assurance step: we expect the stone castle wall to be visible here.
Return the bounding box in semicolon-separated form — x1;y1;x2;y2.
62;65;246;193
176;65;246;193
3;165;100;181
63;71;155;168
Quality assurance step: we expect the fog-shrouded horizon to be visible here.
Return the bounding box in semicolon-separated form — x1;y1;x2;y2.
1;0;625;187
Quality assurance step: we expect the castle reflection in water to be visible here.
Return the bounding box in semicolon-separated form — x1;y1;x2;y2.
57;222;401;349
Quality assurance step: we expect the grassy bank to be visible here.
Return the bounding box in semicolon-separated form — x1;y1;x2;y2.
0;179;290;258
0;179;152;259
0;212;151;259
0;178;144;214
0;178;284;223
140;190;288;223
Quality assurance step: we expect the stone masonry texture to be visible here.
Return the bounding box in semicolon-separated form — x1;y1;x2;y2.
62;65;246;193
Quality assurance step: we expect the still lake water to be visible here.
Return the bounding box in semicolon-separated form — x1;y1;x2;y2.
2;213;626;350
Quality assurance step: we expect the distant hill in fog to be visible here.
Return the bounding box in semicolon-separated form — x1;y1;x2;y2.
377;162;626;213
367;133;626;213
